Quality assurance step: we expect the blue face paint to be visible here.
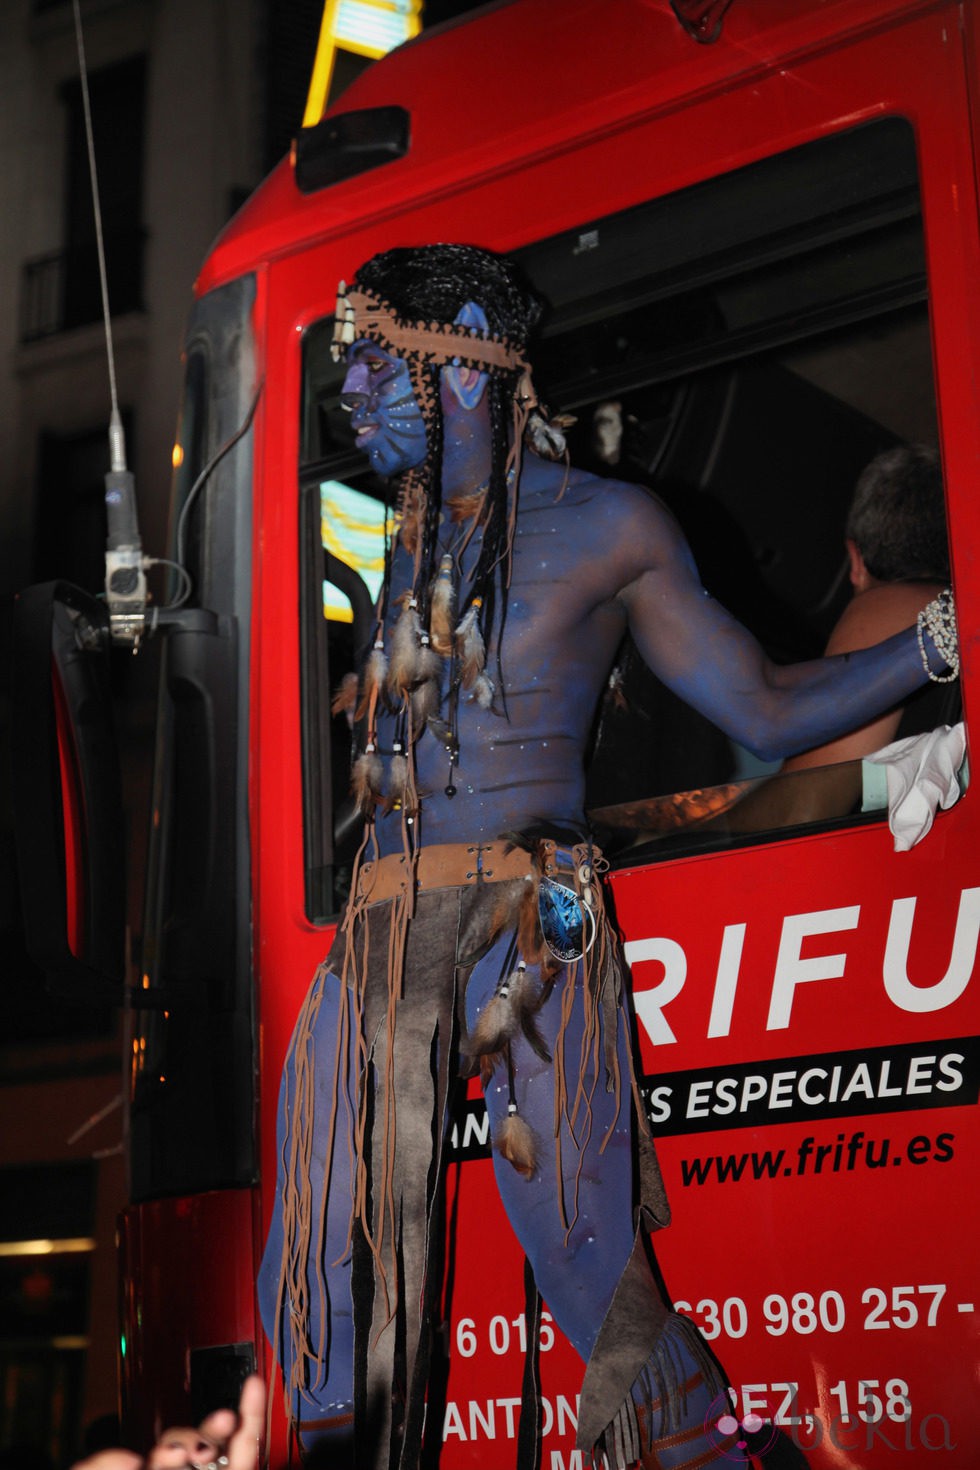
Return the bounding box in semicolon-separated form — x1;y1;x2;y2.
341;342;428;478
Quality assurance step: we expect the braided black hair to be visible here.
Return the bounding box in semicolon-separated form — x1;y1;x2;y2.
354;244;542;346
353;244;543;685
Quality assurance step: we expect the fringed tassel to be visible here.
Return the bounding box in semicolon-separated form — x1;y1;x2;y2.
630;1312;729;1451
352;746;383;815
430;553;456;656
455;598;486;691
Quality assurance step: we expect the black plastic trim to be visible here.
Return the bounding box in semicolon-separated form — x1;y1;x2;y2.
294;105;410;193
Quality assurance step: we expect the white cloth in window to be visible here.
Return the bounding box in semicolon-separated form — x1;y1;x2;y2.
862;722;967;851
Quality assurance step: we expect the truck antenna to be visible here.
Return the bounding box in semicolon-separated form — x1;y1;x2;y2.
72;0;147;647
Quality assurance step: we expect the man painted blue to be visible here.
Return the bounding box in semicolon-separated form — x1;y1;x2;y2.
259;245;957;1469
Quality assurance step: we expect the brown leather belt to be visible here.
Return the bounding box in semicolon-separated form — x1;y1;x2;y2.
356;841;538;903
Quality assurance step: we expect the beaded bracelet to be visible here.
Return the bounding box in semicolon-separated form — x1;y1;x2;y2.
916;587;959;683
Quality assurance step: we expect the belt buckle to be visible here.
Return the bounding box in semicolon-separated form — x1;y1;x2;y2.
466;843;494;884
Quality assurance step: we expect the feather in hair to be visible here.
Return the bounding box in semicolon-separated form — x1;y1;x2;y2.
455;599;486;689
430;553;456;656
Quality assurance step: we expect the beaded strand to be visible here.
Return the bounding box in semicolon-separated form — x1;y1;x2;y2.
916;587;959;683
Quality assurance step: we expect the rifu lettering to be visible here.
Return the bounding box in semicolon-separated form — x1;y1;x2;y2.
625;886;980;1045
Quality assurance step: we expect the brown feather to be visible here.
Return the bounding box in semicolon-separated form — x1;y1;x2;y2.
608;664;629;713
354;647;387;720
517;885;544;966
415;641;441;684
410;676;440;729
518;1004;551;1063
383;752;408;813
387;595;422;698
469;672;494;709
494;1112;536;1178
351;750;383;814
430;554;456;656
426;715;458;757
466;980;521;1058
456;893;514;969
331;671;358;717
447;491;487;524
477;1048;508;1084
527;409;577;462
397;487;422;555
455;602;486;689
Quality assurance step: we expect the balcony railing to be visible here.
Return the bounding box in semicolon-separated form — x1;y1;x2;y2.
20;228;146;343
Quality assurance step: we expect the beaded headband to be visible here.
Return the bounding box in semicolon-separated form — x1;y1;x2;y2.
330;281;531;376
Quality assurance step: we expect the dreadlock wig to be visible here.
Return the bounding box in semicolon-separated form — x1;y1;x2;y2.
333;244;566;823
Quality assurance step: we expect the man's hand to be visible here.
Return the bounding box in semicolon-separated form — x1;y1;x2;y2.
72;1376;266;1470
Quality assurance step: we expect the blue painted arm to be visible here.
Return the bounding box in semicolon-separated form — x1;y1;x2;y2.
614;493;947;763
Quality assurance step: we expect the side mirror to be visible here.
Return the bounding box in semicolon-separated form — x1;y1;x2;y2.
11;582;125;1002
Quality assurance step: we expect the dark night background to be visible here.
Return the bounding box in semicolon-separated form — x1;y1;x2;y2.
0;2;485;1463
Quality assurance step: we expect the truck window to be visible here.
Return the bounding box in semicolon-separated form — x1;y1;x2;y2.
300;116;951;915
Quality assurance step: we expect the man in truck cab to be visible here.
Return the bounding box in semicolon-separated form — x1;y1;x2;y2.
259;244;958;1469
